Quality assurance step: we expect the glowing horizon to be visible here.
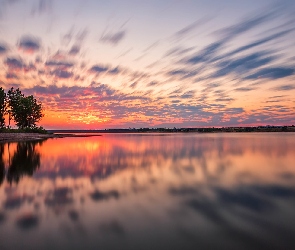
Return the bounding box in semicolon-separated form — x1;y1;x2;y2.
0;0;295;129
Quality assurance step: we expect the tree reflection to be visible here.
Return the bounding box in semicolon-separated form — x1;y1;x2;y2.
0;140;46;185
0;144;5;186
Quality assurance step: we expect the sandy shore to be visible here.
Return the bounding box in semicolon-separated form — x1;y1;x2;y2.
0;133;101;143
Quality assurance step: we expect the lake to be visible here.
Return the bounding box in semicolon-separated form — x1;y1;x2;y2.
0;133;295;250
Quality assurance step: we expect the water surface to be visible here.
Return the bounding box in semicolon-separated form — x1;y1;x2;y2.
0;133;295;250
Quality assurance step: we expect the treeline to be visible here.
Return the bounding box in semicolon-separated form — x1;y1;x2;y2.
0;87;44;130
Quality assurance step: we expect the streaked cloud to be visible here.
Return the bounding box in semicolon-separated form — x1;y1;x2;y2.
245;67;294;80
0;0;294;128
45;60;74;68
31;0;52;15
69;45;80;55
100;30;126;46
89;65;109;74
0;44;8;54
52;69;73;79
172;17;211;41
18;35;41;53
272;84;295;91
5;57;24;70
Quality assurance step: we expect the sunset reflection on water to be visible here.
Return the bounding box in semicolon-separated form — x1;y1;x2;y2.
0;133;295;250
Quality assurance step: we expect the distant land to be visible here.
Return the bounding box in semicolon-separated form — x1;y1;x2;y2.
49;125;295;134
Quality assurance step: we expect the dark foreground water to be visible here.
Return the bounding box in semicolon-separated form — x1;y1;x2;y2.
0;133;295;250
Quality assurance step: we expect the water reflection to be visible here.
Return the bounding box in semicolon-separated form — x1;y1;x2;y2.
0;133;294;250
0;140;45;185
16;213;39;230
0;144;5;186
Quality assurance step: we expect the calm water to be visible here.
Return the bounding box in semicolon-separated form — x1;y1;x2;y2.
0;133;295;250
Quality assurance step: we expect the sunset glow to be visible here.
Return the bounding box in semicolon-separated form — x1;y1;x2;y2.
0;0;294;129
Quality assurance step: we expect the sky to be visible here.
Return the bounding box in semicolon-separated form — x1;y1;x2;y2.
0;0;295;129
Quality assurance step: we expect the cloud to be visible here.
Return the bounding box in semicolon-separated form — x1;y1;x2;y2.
129;82;137;89
180;91;195;99
6;72;18;79
45;60;74;68
164;46;194;58
69;45;80;55
215;97;234;102
76;28;88;42
31;0;52;15
52;69;73;79
61;27;88;47
67;29;88;55
89;65;109;73
225;108;245;114
5;57;24;70
0;44;8;54
168;69;190;76
24;63;36;72
186;42;224;65
28;84;115;98
272;84;295;91
24;83;155;125
143;41;159;53
18;35;41;53
38;0;52;13
61;27;74;46
234;87;256;92
218;9;276;40
179;5;295;85
100;30;126;45
245;67;294;80
147;81;159;87
213;52;276;78
172;17;210;40
217;29;294;60
108;67;120;75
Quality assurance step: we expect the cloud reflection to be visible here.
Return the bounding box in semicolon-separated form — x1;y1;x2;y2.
16;213;39;230
90;190;120;202
0;134;294;249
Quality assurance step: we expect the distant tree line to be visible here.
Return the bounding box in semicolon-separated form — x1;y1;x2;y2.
0;87;44;129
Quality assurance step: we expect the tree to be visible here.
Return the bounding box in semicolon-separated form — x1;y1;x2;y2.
7;87;44;129
0;87;6;128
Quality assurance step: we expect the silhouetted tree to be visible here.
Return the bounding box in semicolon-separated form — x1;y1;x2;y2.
0;87;6;128
7;87;43;129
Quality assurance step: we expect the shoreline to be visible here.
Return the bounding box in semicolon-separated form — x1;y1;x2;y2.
0;133;102;143
1;129;295;143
